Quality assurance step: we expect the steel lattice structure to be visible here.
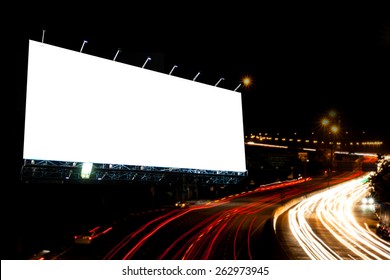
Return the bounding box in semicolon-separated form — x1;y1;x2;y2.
21;160;247;185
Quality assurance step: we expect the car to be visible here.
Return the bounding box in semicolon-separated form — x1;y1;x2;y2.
174;201;190;208
376;223;390;240
74;225;113;245
361;195;375;205
30;250;52;260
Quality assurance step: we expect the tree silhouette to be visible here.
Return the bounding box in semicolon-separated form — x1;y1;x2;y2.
369;158;390;202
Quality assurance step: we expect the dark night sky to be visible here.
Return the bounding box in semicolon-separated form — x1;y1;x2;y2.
13;3;390;166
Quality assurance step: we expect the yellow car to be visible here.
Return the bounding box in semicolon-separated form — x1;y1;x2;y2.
174;201;190;208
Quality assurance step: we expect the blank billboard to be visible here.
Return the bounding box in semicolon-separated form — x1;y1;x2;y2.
23;40;247;173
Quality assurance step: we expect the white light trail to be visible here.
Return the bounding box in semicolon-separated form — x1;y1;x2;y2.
288;174;390;260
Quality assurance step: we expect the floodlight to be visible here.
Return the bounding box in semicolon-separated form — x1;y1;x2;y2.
81;162;93;179
142;57;151;68
80;40;88;53
169;65;178;75
215;77;224;87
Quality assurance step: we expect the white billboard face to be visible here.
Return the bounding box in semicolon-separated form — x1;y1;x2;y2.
23;40;247;173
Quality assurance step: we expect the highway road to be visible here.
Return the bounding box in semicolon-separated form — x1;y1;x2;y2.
275;173;390;260
52;171;367;260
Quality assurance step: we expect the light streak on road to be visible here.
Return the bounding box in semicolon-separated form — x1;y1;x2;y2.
288;174;390;260
103;179;308;260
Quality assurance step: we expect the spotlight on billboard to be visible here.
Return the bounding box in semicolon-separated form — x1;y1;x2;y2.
81;162;93;179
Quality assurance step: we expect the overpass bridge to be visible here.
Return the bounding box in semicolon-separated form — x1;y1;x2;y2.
243;130;382;187
244;130;385;155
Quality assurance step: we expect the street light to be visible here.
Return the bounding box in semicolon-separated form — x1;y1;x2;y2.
329;109;337;118
330;124;339;134
321;118;330;127
320;110;340;176
329;124;339;175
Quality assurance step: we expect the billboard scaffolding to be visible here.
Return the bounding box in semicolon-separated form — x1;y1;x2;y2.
22;40;247;184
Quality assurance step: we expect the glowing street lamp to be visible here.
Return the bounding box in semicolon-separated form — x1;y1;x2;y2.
320;110;339;137
321;118;330;127
320;110;340;176
328;109;337;118
329;123;339;174
330;124;339;134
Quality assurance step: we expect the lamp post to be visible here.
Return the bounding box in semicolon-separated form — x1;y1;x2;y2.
298;152;309;182
329;124;339;175
320;110;339;177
